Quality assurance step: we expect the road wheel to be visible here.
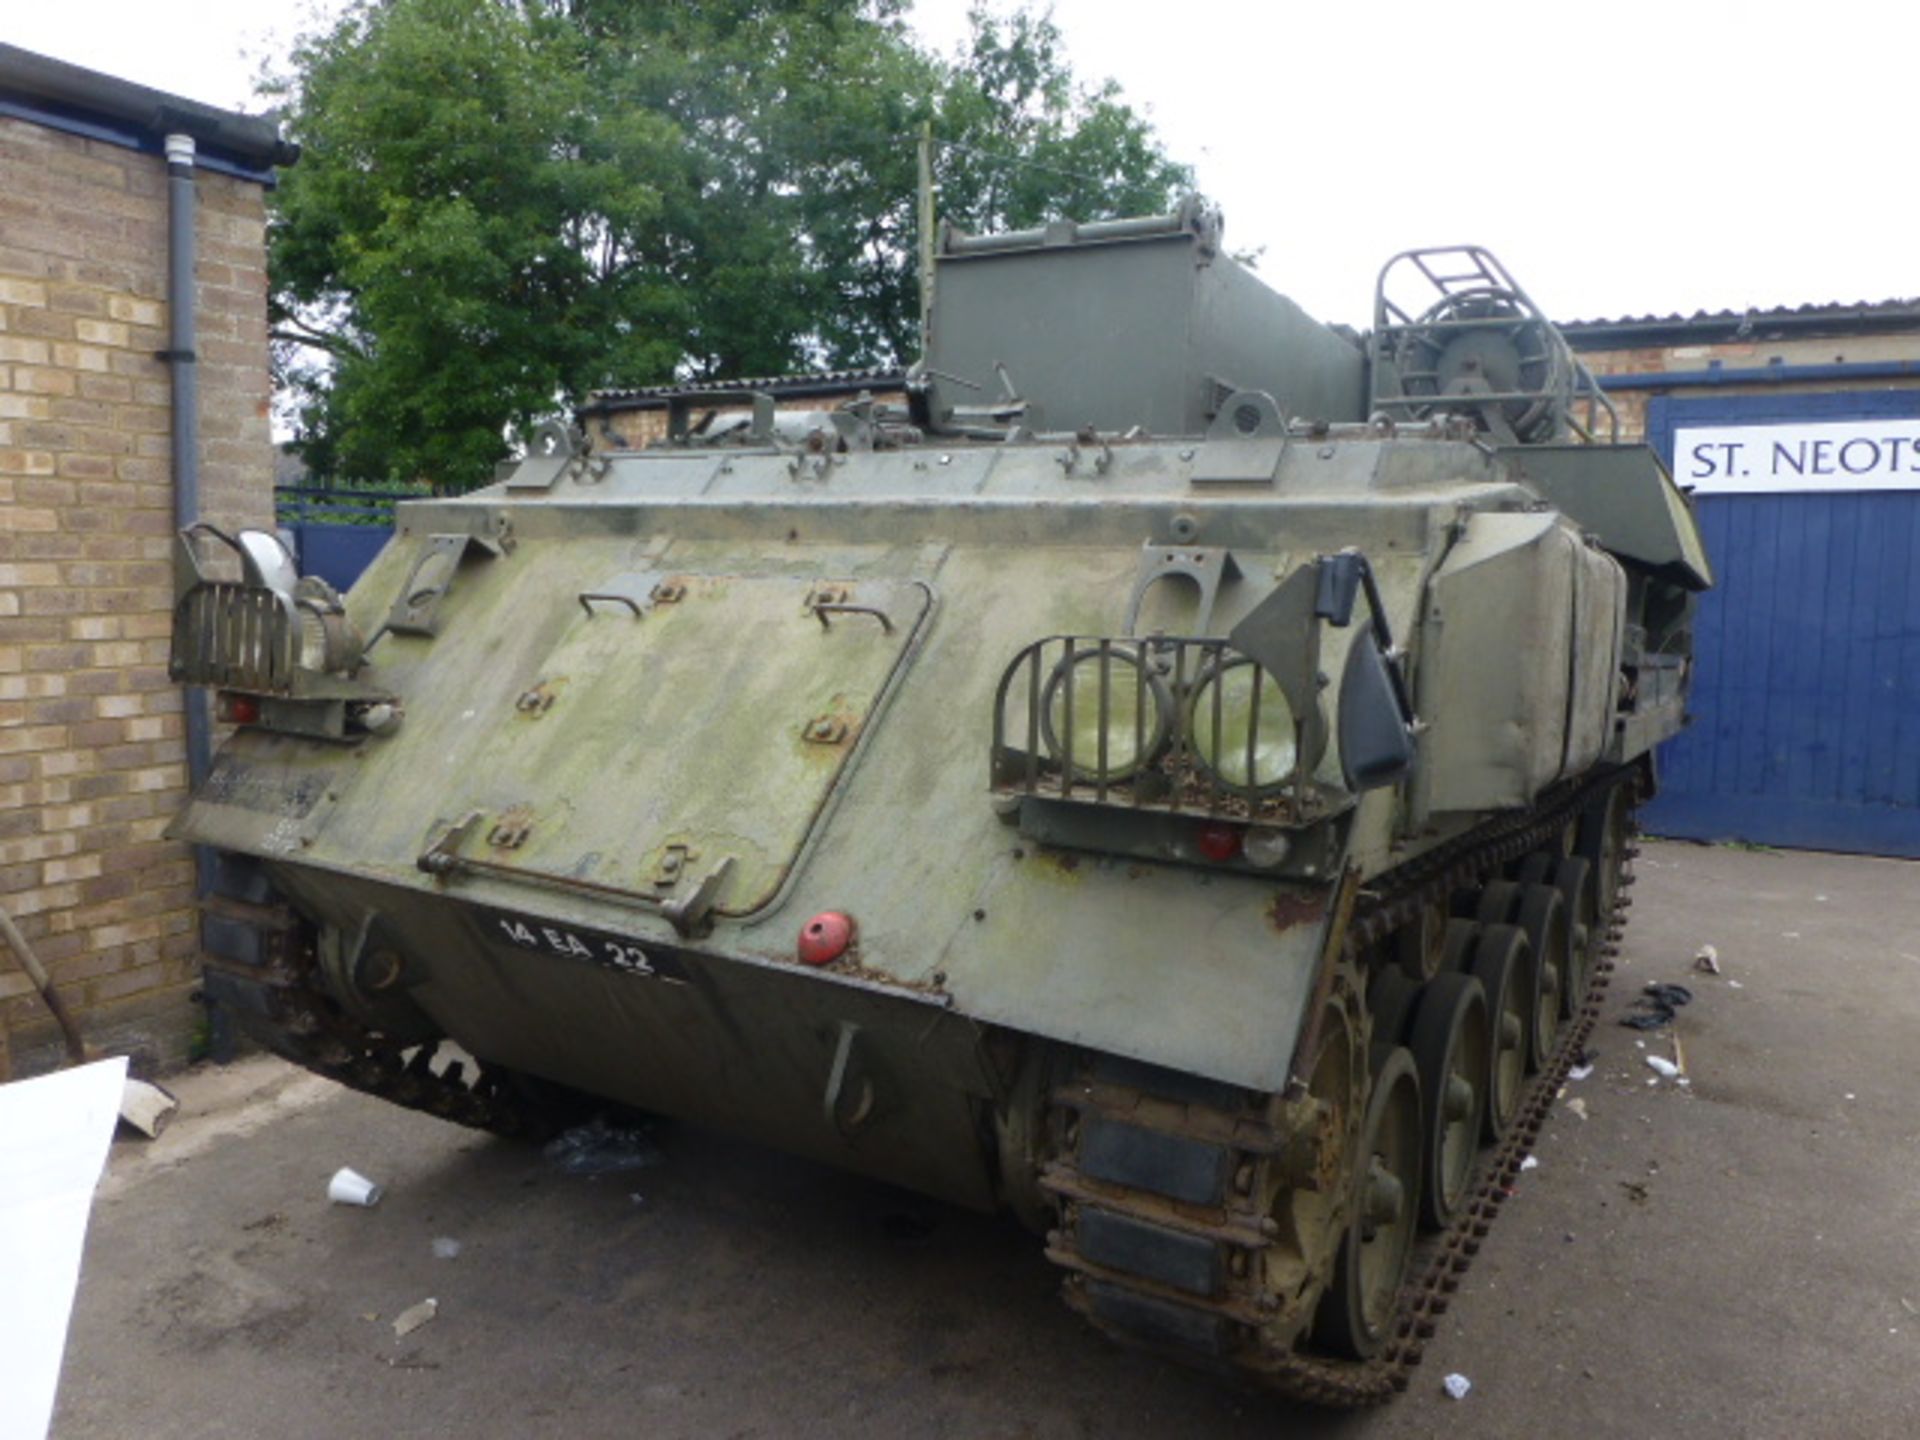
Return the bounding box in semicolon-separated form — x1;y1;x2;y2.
1515;850;1554;888
1554;854;1597;1015
1474;878;1520;925
1577;782;1633;921
1313;1045;1423;1359
1468;923;1529;1143
1394;895;1452;982
1513;884;1568;1065
1440;917;1478;973
1407;972;1489;1232
1368;965;1421;1048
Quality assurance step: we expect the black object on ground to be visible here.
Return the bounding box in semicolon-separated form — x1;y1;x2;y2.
542;1115;662;1176
1619;981;1695;1030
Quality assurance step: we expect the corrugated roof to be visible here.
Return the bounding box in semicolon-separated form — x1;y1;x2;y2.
1562;298;1920;343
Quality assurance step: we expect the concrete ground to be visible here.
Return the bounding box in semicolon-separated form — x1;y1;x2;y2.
51;841;1920;1439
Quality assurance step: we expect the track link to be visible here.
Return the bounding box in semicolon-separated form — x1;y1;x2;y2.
1040;766;1641;1407
199;905;565;1139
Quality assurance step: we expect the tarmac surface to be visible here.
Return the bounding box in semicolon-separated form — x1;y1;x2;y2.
51;840;1920;1439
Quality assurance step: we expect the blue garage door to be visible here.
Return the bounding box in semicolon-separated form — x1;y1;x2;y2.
1643;390;1920;857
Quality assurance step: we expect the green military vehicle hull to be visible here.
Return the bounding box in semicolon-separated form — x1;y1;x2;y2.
171;208;1707;1403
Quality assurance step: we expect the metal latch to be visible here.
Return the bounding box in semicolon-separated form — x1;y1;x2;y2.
660;855;734;938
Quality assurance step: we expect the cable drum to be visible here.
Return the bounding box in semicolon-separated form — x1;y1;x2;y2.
1392;288;1573;443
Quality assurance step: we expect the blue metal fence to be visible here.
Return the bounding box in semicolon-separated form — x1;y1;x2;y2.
275;487;408;593
1643;390;1920;857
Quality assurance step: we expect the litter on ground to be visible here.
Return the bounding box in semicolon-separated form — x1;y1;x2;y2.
1622;982;1694;1030
392;1298;438;1337
327;1167;382;1207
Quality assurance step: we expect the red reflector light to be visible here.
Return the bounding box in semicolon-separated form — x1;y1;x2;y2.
797;911;855;966
1196;822;1242;863
220;693;261;725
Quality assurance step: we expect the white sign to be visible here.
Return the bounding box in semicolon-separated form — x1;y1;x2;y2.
1672;418;1920;494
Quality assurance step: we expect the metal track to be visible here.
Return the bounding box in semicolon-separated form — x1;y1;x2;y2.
200;910;565;1139
1039;766;1641;1407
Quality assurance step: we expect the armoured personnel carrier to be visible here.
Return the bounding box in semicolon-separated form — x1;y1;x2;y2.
170;201;1709;1404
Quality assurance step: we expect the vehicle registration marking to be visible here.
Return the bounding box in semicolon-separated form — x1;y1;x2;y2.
480;907;689;983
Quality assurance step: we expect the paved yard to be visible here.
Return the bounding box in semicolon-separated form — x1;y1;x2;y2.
51;841;1920;1438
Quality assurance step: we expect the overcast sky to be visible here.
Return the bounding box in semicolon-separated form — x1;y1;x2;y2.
9;0;1910;328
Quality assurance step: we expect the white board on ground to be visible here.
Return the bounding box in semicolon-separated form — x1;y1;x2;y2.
0;1057;127;1440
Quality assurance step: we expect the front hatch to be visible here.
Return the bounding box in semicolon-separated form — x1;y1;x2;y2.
422;570;933;927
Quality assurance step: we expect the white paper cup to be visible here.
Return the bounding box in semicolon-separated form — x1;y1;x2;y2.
327;1166;383;1207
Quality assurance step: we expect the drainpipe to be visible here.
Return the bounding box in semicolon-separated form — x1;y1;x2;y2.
165;132;212;896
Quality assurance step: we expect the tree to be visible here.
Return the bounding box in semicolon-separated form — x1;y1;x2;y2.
268;1;1192;490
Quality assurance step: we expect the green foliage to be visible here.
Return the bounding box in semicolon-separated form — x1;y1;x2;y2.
269;0;1192;491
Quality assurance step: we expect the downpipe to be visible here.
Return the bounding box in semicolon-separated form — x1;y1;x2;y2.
163;132;212;896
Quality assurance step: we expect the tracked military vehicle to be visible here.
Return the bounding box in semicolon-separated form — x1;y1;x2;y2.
170;201;1709;1404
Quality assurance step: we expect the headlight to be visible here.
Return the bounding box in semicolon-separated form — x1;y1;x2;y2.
1189;659;1298;792
1040;645;1170;780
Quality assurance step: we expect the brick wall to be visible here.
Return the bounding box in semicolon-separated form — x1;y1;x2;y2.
1577;330;1920;444
0;116;273;1078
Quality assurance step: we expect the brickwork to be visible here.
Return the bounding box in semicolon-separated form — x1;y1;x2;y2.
1577;331;1920;443
0;115;273;1076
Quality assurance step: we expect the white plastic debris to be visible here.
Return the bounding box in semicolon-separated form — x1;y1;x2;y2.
392;1298;438;1337
1729;980;1744;989
1568;1062;1595;1081
1443;1373;1473;1400
1566;1098;1589;1121
1844;1093;1856;1102
327;1167;382;1207
431;1236;462;1260
1519;1155;1540;1172
1693;944;1721;975
1644;1055;1680;1079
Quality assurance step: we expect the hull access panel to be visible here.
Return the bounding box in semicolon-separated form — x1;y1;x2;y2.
418;569;934;929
